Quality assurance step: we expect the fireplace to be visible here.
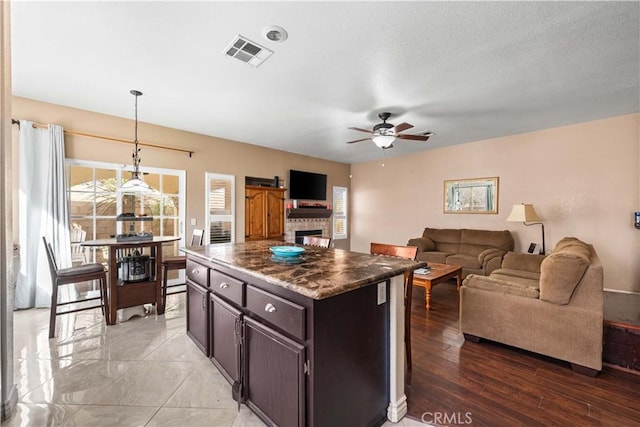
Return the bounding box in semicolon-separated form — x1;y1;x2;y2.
295;229;322;244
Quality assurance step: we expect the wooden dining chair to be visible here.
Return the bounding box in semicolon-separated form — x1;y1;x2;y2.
162;228;205;307
43;236;108;338
302;236;332;248
370;242;419;371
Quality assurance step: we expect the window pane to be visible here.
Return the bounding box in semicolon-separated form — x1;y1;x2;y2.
95;193;118;216
140;194;162;217
207;173;235;244
95;218;116;240
163;175;179;194
162;240;181;258
163;218;180;237
210;221;232;243
70;219;93;235
333;186;348;239
69;192;95;216
163;195;179;216
143;173;161;191
68;166;94;187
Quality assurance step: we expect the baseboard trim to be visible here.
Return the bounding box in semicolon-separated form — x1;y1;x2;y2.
603;288;640;295
387;393;408;423
604;362;640;377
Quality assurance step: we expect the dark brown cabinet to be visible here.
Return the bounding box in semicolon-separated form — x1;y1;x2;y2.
186;280;208;354
210;293;242;384
185;254;389;427
244;316;306;427
186;258;210;355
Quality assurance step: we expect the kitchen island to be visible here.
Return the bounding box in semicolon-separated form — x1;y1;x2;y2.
183;240;425;426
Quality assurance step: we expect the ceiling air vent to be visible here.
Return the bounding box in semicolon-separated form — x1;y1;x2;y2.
223;35;274;68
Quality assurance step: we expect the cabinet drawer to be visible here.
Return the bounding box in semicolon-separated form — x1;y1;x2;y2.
186;259;209;287
246;285;306;341
210;269;244;306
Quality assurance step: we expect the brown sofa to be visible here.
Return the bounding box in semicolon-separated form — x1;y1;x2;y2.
407;228;514;278
460;237;604;376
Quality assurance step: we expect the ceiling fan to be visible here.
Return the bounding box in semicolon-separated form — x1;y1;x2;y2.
346;112;434;149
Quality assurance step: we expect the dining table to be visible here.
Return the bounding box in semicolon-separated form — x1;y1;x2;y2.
82;236;180;324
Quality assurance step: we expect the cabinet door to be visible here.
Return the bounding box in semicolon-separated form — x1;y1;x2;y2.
265;189;285;240
244;316;305;427
186;280;209;355
245;188;266;240
210;293;242;385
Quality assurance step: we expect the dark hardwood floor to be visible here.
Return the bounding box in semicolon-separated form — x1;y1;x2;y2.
405;281;640;426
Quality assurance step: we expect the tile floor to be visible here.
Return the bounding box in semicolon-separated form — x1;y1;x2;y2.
3;294;426;427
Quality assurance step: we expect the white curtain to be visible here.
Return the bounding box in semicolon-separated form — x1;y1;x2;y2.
15;121;71;309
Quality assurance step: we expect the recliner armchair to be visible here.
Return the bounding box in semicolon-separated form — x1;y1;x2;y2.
460;237;604;376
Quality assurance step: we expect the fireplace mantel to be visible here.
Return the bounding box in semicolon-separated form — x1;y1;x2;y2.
286;208;332;219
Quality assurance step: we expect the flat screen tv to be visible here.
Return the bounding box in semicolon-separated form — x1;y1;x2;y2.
289;169;327;200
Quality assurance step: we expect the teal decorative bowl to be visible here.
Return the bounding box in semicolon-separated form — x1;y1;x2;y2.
269;246;305;257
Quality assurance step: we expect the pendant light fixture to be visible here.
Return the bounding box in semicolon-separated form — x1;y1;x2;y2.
120;89;152;192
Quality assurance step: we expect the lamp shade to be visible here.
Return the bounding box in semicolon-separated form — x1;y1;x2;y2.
372;134;395;148
120;175;152;193
506;203;541;222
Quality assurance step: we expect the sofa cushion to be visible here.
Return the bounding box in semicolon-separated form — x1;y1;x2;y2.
539;238;590;305
501;251;545;273
491;267;540;280
423;228;460;254
407;237;435;253
489;272;540;289
417;251;449;264
446;254;481;269
463;274;539;299
459;229;514;256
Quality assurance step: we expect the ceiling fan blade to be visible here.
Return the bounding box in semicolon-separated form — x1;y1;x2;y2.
397;134;431;141
348;127;374;134
394;122;413;133
345;137;372;144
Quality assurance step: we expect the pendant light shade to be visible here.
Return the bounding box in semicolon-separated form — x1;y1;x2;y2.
120;89;151;193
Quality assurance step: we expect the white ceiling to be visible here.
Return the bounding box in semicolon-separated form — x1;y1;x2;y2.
10;1;640;164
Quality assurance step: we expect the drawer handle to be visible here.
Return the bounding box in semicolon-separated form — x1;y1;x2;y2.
265;303;277;313
220;282;229;289
191;269;199;275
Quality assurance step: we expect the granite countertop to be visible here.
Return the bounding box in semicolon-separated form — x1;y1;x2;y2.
182;240;426;300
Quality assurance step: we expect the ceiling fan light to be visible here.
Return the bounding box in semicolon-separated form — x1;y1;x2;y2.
372;134;395;148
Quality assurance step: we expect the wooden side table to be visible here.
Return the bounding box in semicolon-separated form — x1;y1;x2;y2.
412;263;462;310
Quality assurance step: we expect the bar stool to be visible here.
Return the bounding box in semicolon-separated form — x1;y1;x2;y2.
162;229;204;307
42;236;108;338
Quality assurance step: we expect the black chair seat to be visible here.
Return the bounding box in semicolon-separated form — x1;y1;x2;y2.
57;263;105;277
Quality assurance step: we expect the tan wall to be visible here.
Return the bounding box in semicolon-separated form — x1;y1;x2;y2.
351;114;640;293
11;97;351;249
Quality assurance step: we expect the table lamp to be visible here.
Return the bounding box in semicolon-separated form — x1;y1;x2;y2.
506;203;545;254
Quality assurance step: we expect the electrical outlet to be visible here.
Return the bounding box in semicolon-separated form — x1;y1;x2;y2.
190;218;197;226
377;282;386;305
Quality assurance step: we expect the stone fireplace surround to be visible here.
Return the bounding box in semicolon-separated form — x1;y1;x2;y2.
284;218;331;244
